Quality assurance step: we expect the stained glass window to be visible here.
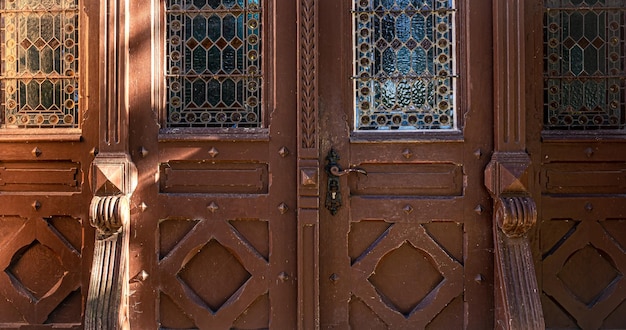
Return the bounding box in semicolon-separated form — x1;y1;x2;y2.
166;0;262;129
544;0;626;130
0;0;79;129
354;0;456;131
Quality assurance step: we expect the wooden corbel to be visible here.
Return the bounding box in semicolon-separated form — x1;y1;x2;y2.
86;192;132;329
86;155;136;329
485;154;544;330
85;0;134;328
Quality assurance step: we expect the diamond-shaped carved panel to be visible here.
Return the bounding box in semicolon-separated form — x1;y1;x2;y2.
6;240;65;301
369;242;444;317
557;244;621;307
178;239;251;312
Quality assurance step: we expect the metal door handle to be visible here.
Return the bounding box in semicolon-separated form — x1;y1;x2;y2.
329;165;368;177
325;148;367;215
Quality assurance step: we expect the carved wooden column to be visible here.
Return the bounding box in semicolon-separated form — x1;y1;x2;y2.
297;0;320;328
486;0;545;328
85;0;136;328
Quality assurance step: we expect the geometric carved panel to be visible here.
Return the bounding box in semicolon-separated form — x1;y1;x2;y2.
603;298;626;329
229;220;269;260
7;240;66;301
347;220;464;327
232;293;270;329
159;291;197;329
349;220;392;264
0;216;81;325
541;218;578;258
159;219;200;260
542;216;626;329
425;294;464;329
349;296;387;329
369;242;444;317
423;222;463;264
158;216;271;328
557;244;620;307
541;293;579;329
47;216;82;254
44;289;82;324
601;218;626;252
178;239;251;312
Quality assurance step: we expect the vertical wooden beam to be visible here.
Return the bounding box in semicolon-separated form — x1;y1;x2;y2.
486;0;545;328
297;0;320;328
86;0;136;328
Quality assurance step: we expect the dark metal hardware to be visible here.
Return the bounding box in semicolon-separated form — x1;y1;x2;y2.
329;165;367;177
325;148;367;215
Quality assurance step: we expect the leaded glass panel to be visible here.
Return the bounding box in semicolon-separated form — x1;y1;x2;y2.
544;0;626;130
0;0;79;129
166;0;262;128
354;0;456;131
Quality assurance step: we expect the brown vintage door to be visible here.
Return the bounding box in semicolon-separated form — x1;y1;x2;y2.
316;0;494;328
526;1;626;329
126;1;297;328
0;0;97;327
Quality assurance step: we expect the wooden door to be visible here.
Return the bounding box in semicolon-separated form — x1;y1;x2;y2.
316;1;494;328
0;0;97;327
126;1;298;328
526;1;626;329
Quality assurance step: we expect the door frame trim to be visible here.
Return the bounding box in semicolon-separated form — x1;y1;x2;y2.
297;0;321;328
486;0;544;328
86;0;136;328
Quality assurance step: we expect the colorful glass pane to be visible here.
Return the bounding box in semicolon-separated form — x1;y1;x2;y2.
544;0;626;130
354;0;456;131
166;0;262;128
0;0;79;129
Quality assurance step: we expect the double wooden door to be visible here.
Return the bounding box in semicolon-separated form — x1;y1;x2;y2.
127;0;493;328
0;0;625;329
123;0;494;328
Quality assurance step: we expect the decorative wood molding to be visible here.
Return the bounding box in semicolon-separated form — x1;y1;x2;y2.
299;0;318;150
86;0;134;328
86;196;130;329
495;196;537;238
493;0;526;152
485;151;532;197
493;197;544;330
489;0;544;328
297;0;320;328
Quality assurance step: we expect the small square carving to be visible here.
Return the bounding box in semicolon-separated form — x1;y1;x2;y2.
301;168;318;187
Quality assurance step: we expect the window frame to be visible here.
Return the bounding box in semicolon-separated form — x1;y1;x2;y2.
157;0;271;141
349;0;466;142
0;0;84;141
541;1;626;140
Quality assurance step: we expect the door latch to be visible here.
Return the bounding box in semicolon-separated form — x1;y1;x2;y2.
325;148;367;215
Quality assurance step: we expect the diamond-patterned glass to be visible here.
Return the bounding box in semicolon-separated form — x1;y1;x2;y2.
354;0;456;131
544;0;626;130
0;0;80;129
166;0;262;128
